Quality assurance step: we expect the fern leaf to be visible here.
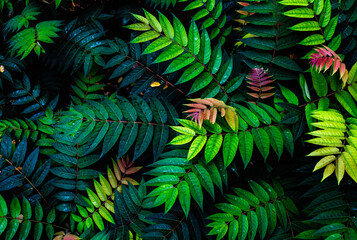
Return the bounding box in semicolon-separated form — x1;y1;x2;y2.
246;67;275;100
309;45;349;87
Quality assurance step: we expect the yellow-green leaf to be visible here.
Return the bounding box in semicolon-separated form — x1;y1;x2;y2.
225;108;239;133
341;150;357;183
169;134;194;145
322;163;335;181
99;206;114;223
307;147;340;156
313;155;336;172
187;135;207;160
335;155;345;185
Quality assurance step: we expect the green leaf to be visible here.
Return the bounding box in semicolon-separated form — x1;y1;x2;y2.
93;212;105;231
265;126;284;159
154;43;184;63
207;213;234;222
240;50;272;64
238;215;249;240
235;105;260;127
335;91;357;117
266;203;277;234
187;135;207;160
117;122;138;158
165;188;178;214
274;200;288;230
240;38;275;51
208;43;222;74
144;10;162;32
222;133;239;167
313;0;324;15
188;21;200;55
169;134;194;145
249;181;270;203
252;128;270;160
164;53;195;74
6;219;19;240
188;72;213;94
239;131;254;168
312;223;346;237
131;30;160;43
247;211;258;240
178;181;190;218
311;69;328;97
177;62;204;84
324;15;338;41
198;28;211;64
146;175;180;186
205;134;223;163
283;8;314;18
143;36;171;54
228;219;239;240
185;172;203;209
299;34;325;45
133;124;154;160
247;102;271;125
319;0;331;28
256;206;268;239
10;197;21;218
158;12;174;39
348;62;357;84
173;15;188;47
309;210;348;224
178;119;206;135
192;164;215;199
279;83;299;105
290;21;320;31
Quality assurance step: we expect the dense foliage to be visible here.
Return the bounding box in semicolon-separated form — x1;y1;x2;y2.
1;0;357;239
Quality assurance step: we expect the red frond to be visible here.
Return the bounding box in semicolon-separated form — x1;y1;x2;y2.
309;45;348;85
246;67;275;100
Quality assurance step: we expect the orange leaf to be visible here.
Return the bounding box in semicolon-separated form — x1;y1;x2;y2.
184;103;207;109
225;108;239;133
117;158;126;173
189;98;214;106
211;108;217;124
121;177;139;185
112;160;121;180
125;166;142;175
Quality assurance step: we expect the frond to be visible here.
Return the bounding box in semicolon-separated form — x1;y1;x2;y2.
8;20;62;59
125;10;238;99
2;73;59;120
50;95;177;211
306;110;357;184
144;150;227;216
184;98;238;130
172;99;292;166
246;67;275;100
55;20;109;76
309;45;349;87
207;180;297;240
0;195;66;240
4;3;40;35
70;67;106;104
236;0;303;80
0;133;51;202
71;158;142;233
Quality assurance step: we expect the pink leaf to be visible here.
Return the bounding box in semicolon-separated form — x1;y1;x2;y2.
333;59;340;75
